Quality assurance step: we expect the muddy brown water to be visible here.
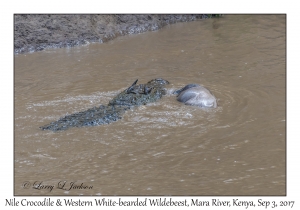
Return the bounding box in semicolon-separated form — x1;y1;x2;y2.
14;15;285;195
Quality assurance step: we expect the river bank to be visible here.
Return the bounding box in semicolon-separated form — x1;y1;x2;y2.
14;14;220;54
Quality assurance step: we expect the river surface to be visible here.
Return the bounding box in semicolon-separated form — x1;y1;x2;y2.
14;15;286;195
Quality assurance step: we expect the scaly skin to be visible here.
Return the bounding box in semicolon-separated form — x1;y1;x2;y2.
40;78;169;131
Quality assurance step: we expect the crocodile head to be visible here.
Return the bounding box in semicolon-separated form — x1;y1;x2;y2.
109;78;169;107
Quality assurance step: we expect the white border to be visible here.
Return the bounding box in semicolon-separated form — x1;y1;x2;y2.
2;0;298;209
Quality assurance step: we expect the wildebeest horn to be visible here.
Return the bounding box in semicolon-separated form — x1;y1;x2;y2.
126;79;138;93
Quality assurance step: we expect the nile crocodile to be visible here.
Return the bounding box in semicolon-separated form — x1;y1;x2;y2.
40;78;169;131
